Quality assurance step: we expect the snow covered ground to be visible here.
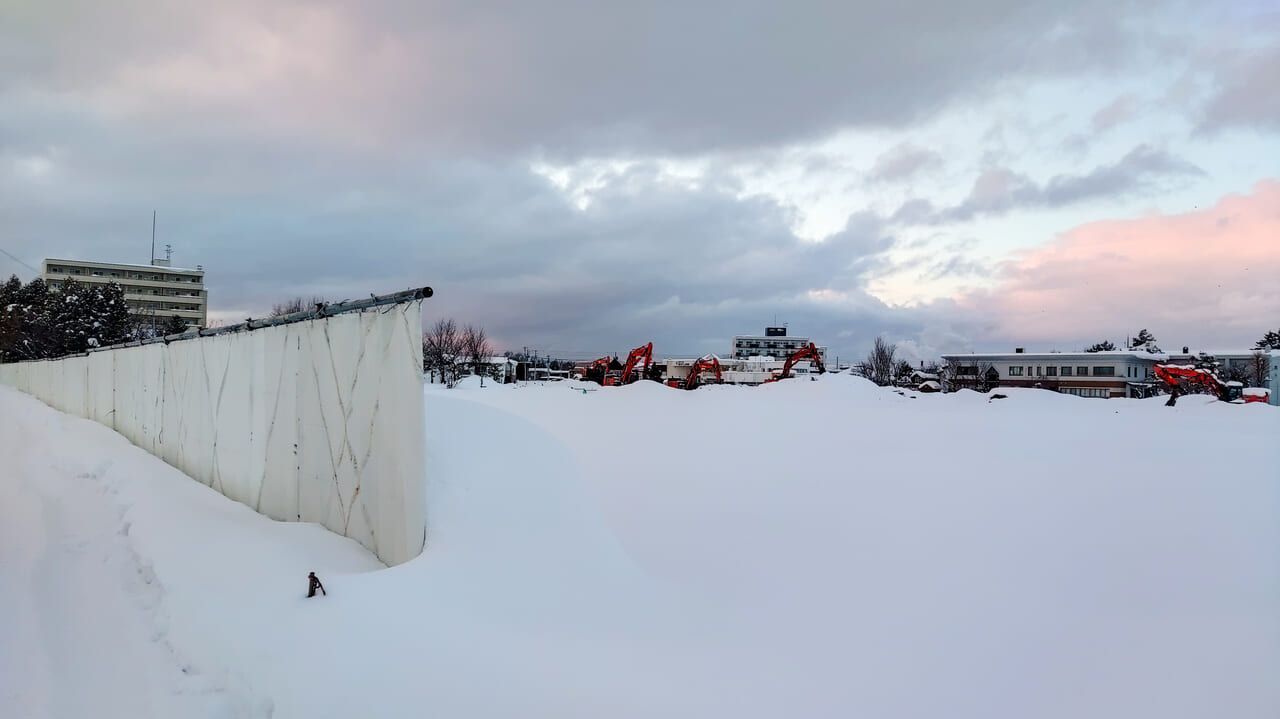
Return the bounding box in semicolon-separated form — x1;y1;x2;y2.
2;376;1278;718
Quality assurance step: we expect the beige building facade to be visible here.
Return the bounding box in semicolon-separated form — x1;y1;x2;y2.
43;258;207;328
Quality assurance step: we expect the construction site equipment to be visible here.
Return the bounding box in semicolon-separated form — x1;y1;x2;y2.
582;356;614;385
670;354;722;390
1153;364;1270;405
763;343;826;383
601;342;653;386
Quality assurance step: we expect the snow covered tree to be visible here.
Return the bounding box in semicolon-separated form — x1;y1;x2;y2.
1254;330;1280;350
1084;340;1117;352
0;277;131;360
163;314;190;336
893;359;915;386
0;275;34;362
42;279;133;356
1129;329;1161;353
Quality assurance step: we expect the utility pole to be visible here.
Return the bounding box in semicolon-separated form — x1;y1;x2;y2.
150;211;156;264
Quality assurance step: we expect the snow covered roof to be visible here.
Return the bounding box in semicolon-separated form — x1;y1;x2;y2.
942;350;1169;361
1167;349;1272;359
44;258;202;274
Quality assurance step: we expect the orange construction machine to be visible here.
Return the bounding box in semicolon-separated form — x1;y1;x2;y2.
582;356;614;385
1153;363;1269;405
763;343;826;383
666;354;722;390
603;342;653;386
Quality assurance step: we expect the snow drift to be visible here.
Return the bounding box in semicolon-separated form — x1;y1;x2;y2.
2;375;1277;718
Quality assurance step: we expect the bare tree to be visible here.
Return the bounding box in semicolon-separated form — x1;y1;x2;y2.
863;337;897;386
939;358;962;392
423;318;464;387
270;296;328;317
1221;359;1250;385
462;324;493;386
1247;351;1270;388
941;358;994;392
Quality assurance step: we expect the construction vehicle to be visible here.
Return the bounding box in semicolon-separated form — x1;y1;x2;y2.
582;356;614;385
667;354;723;389
763;342;826;383
1153;363;1270;405
602;342;653;386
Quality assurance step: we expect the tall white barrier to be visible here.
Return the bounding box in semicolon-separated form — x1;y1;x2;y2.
0;299;427;566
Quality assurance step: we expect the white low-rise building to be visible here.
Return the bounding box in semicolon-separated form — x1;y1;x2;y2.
941;349;1167;398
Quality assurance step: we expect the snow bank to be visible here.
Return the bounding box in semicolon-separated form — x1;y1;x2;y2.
3;375;1279;718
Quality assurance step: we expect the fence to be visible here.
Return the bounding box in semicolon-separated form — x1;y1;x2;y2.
0;289;429;566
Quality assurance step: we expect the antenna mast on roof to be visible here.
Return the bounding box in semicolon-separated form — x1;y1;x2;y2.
150;211;156;265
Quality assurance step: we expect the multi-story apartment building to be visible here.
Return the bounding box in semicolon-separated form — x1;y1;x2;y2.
940;349;1165;398
42;258;207;328
731;326;828;364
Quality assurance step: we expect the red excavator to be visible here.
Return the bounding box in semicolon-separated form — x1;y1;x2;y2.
1153;363;1269;406
603;342;653;386
670;354;722;390
582;356;614;384
763;343;826;383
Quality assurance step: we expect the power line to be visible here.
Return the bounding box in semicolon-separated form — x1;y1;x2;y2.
0;247;38;274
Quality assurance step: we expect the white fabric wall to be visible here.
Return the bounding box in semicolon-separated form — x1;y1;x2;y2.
0;302;426;566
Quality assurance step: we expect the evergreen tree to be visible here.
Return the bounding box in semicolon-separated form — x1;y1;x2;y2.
163;314;190;336
1255;329;1280;350
1129;329;1160;352
0;277;132;360
1084;340;1117;352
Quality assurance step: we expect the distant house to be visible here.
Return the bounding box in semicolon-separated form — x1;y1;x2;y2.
476;356;519;384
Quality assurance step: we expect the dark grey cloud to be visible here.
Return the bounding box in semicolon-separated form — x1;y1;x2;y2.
868;143;944;183
0;101;946;360
0;0;1265;363
892;145;1204;224
0;0;1174;158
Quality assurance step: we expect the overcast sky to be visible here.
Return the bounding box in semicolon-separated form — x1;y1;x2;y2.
2;0;1277;361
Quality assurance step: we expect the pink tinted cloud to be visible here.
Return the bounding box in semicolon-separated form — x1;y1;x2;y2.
957;180;1280;347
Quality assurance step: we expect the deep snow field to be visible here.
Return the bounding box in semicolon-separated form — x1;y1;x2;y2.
2;375;1278;718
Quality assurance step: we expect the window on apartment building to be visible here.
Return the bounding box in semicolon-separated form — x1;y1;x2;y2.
1093;366;1115;376
1061;366;1072;376
1077;366;1089;375
1009;366;1024;376
1046;366;1057;376
1036;366;1042;376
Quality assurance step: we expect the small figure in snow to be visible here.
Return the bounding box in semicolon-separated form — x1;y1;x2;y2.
307;571;326;598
